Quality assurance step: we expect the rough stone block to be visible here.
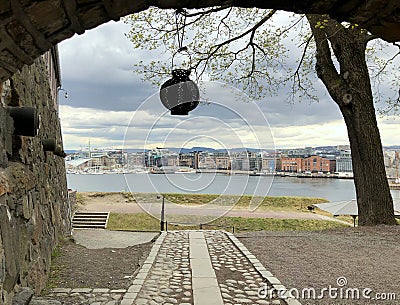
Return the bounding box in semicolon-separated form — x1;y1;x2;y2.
11;287;34;305
0;171;10;196
71;288;92;293
30;297;62;305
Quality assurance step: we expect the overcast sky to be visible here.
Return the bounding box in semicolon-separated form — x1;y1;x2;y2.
58;15;400;151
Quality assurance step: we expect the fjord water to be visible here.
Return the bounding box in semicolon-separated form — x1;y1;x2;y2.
67;173;400;203
67;173;355;200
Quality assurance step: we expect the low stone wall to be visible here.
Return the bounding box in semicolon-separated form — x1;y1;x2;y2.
0;56;70;305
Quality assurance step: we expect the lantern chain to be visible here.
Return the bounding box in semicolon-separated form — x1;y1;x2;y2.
175;9;187;52
172;9;194;71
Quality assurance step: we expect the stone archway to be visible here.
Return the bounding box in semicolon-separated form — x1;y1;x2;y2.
0;0;399;82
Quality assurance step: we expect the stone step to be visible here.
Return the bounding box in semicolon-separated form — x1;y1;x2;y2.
74;212;108;216
73;221;107;225
72;211;110;229
74;211;108;214
72;224;104;229
74;216;107;220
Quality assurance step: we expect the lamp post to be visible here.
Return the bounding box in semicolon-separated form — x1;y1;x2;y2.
157;195;166;231
351;215;357;227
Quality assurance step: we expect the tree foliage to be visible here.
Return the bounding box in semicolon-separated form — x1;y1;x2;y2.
125;7;400;225
124;7;400;110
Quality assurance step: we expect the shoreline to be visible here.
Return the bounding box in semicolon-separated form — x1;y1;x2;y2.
67;170;356;179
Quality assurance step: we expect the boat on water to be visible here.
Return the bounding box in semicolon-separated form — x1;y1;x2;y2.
109;168;149;174
131;169;150;174
175;167;197;174
149;166;197;174
249;171;274;176
150;167;176;174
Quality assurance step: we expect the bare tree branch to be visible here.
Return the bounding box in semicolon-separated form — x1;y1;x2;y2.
217;8;233;39
373;42;400;77
181;5;230;17
288;34;315;102
192;10;277;77
278;15;305;37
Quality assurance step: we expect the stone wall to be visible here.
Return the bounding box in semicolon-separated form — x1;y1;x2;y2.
0;55;70;305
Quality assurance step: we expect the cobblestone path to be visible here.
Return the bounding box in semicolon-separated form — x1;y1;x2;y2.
47;230;300;305
205;231;283;305
131;231;193;305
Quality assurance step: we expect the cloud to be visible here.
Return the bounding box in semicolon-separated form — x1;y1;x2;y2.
59;21;141;85
60;103;400;150
58;21;156;111
378;116;400;146
58;16;400;150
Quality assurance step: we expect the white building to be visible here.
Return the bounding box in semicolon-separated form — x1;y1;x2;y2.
336;150;353;172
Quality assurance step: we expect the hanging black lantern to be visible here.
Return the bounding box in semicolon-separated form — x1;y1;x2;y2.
160;69;200;115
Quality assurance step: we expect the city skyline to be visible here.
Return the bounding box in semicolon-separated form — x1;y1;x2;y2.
65;143;400;153
65;143;399;179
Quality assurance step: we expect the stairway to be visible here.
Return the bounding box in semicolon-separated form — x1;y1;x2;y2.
72;211;109;229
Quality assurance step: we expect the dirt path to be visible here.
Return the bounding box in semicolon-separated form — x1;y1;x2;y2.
47;237;152;290
77;193;336;221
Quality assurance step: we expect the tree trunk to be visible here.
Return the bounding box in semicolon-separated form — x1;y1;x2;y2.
342;97;395;225
307;15;396;225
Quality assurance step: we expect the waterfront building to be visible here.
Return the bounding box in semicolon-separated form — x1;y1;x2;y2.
179;153;195;168
215;157;230;170
249;157;261;171
336;157;353;172
336;150;353;172
65;158;92;171
165;155;179;167
230;157;243;171
384;150;399;178
127;152;146;168
241;158;250;171
199;156;216;169
280;157;303;172
301;155;331;173
262;158;275;172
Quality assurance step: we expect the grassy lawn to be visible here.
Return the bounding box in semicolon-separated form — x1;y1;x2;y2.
79;191;328;213
107;212;348;233
154;193;328;213
80;192;352;226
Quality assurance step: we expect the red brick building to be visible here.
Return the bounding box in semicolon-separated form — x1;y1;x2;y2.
280;157;303;172
280;156;332;173
302;156;331;173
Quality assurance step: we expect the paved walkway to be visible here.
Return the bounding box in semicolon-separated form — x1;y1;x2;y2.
47;230;301;305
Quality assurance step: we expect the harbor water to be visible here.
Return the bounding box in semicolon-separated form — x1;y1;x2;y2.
67;173;400;203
